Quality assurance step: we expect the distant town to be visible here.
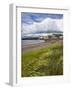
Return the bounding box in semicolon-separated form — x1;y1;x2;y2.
22;33;63;42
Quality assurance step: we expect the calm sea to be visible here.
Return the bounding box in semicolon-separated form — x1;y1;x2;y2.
22;40;44;48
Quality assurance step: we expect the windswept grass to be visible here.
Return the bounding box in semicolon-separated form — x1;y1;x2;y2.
21;42;63;77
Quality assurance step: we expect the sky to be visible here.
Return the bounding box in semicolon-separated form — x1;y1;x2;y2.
21;12;63;37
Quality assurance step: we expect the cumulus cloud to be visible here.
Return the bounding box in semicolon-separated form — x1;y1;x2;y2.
21;18;63;36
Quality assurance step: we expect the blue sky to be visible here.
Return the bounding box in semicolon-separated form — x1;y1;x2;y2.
21;12;63;25
21;12;63;36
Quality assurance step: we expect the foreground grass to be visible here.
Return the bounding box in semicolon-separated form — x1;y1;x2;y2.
21;43;63;77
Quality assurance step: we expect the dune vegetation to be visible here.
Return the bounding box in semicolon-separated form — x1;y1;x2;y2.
21;42;63;77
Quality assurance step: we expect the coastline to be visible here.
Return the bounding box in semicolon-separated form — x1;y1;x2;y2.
22;39;63;53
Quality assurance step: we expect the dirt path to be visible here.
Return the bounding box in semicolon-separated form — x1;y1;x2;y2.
22;39;63;53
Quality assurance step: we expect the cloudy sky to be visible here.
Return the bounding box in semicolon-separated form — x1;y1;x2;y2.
21;12;63;37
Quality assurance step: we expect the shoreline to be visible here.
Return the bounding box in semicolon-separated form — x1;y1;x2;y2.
22;39;63;53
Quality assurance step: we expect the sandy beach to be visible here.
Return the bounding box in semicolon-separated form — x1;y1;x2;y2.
22;39;63;53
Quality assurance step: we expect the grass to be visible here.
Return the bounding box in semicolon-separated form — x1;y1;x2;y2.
21;42;63;77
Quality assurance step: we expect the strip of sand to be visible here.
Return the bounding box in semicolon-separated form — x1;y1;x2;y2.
22;39;63;53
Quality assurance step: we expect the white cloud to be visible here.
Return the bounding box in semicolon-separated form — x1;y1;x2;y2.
21;18;63;35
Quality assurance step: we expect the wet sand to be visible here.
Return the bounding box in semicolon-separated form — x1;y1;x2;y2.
22;39;63;53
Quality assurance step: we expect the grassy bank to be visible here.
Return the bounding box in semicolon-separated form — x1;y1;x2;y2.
21;42;63;77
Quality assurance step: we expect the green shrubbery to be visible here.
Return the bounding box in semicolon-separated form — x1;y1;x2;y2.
21;43;63;77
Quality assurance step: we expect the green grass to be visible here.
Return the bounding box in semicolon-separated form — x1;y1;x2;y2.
21;43;63;77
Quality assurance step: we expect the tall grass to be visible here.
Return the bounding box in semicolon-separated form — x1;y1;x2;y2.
21;43;63;77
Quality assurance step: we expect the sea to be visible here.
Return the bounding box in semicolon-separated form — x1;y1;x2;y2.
22;40;44;48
